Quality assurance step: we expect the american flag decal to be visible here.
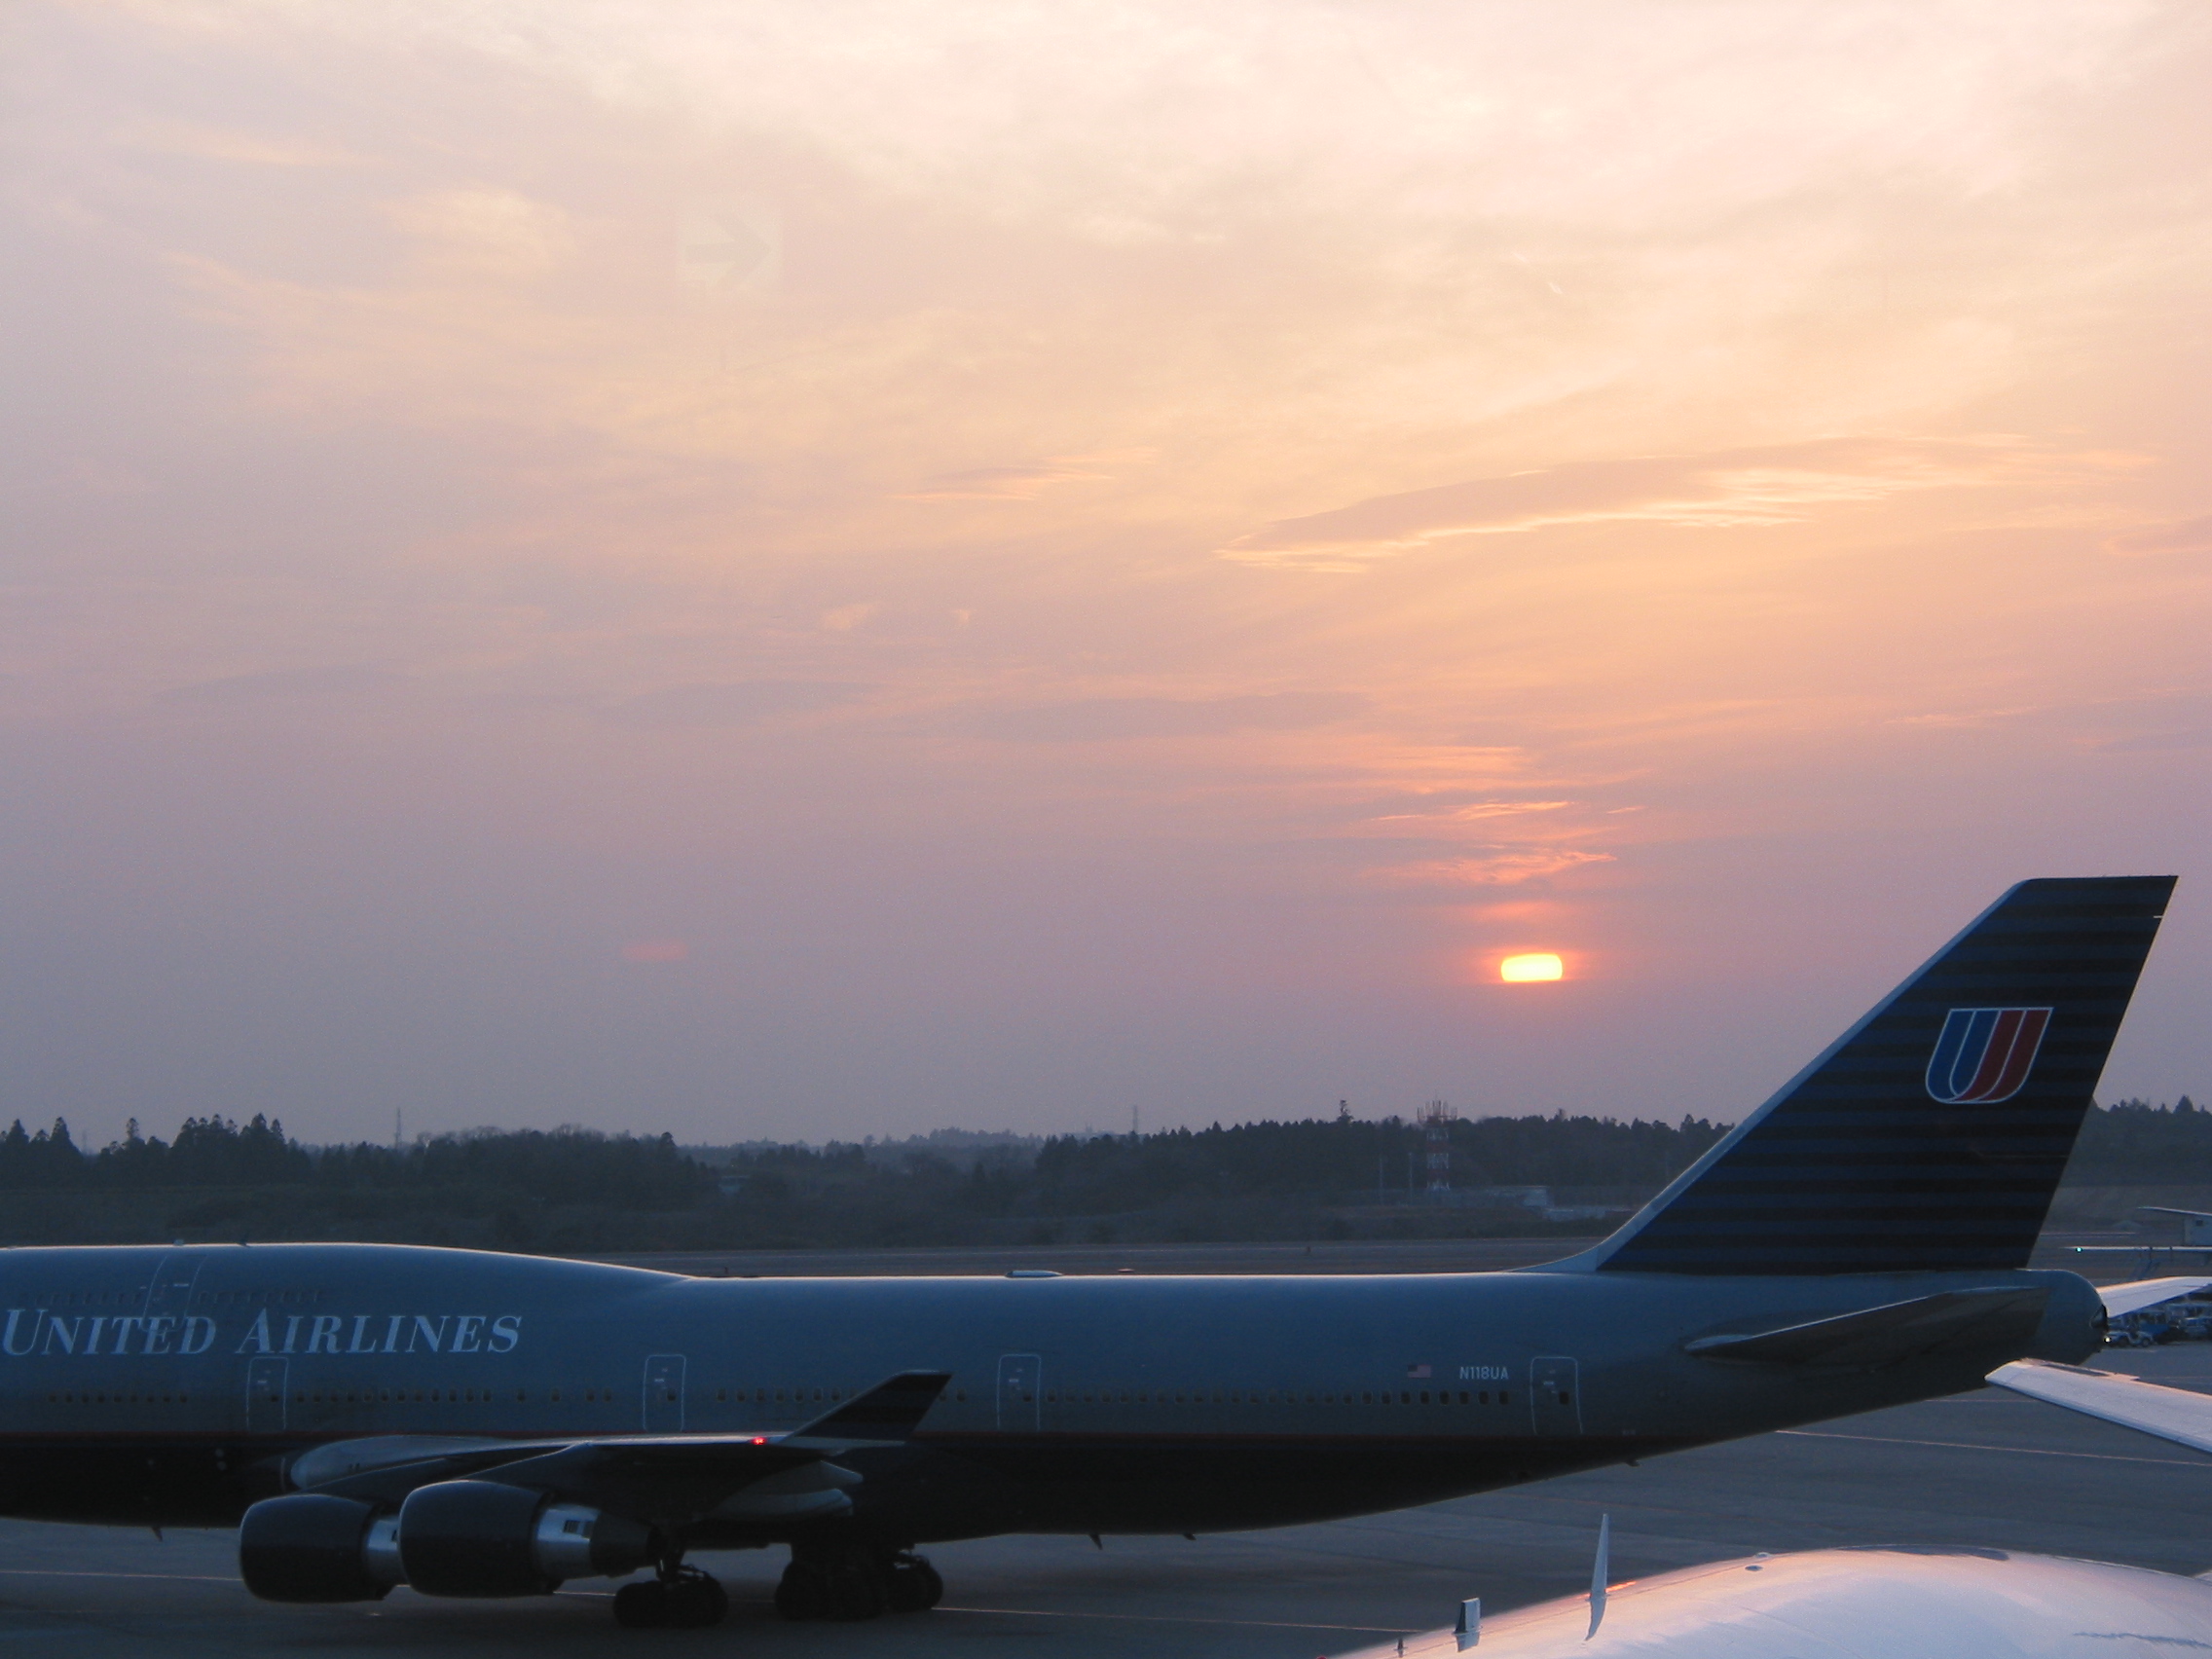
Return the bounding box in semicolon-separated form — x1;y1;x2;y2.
1406;1363;1432;1379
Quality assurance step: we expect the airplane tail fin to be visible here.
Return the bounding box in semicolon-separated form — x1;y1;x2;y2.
1578;875;2175;1276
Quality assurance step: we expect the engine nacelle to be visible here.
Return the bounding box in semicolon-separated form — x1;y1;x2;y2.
239;1483;654;1604
239;1493;401;1604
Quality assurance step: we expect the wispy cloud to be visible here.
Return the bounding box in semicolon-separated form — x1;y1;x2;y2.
896;450;1150;502
965;691;1368;742
166;665;403;703
2105;514;2212;557
1221;439;2075;570
603;681;870;728
1367;800;1576;825
1364;849;1615;887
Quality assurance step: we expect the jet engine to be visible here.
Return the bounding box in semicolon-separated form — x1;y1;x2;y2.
239;1482;654;1604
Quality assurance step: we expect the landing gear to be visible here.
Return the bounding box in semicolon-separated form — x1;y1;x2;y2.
884;1554;944;1613
775;1546;941;1621
612;1565;729;1630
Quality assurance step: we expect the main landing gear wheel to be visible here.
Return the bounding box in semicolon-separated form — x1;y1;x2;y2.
775;1548;941;1621
613;1567;729;1629
773;1559;833;1620
884;1555;943;1613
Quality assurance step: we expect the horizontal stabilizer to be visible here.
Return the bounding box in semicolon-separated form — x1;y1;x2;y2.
1685;1286;2048;1368
1990;1358;2212;1456
2097;1276;2212;1318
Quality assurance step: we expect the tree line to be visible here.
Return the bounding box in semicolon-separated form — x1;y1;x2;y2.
0;1115;705;1210
2061;1096;2211;1182
0;1099;2198;1252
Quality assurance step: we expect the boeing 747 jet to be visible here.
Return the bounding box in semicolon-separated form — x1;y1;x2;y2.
0;875;2173;1630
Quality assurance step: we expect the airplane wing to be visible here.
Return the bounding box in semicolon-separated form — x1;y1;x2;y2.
2139;1208;2212;1222
303;1369;951;1521
1989;1357;2212;1457
2096;1276;2212;1317
1683;1286;2047;1368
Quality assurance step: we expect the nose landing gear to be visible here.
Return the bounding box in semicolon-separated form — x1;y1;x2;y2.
774;1545;942;1621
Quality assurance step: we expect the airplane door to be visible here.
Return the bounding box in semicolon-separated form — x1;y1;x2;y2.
996;1353;1041;1432
643;1354;686;1433
1530;1355;1581;1438
143;1249;204;1316
244;1358;287;1432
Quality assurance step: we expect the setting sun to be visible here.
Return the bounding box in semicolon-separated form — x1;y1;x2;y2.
1500;953;1566;983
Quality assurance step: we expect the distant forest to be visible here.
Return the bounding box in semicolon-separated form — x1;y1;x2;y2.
2057;1097;2207;1182
0;1098;2196;1251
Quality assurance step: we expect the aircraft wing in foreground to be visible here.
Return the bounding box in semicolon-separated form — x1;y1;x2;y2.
1361;1338;2212;1659
1336;1544;2212;1659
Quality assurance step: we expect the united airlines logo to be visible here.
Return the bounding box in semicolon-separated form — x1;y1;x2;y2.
0;1309;522;1360
1925;1007;2052;1104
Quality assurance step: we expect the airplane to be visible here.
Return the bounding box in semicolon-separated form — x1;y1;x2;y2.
0;873;2173;1631
2064;1208;2212;1274
2136;1208;2212;1246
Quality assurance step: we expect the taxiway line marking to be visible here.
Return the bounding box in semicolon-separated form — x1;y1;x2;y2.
549;1588;1411;1632
1779;1429;2212;1467
0;1569;237;1584
936;1604;1418;1632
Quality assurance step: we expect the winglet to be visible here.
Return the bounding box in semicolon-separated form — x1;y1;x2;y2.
791;1370;951;1443
1456;1596;1481;1650
1586;1514;1609;1641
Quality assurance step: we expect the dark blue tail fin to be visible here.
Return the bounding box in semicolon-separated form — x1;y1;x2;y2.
1583;875;2175;1275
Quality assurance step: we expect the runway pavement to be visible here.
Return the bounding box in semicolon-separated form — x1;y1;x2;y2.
0;1342;2207;1657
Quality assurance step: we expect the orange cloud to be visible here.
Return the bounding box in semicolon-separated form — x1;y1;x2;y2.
2105;515;2212;557
1219;439;2074;570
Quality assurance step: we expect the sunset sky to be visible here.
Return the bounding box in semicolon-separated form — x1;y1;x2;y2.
4;2;2207;1146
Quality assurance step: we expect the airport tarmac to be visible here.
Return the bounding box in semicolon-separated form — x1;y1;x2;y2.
1;1343;2208;1658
